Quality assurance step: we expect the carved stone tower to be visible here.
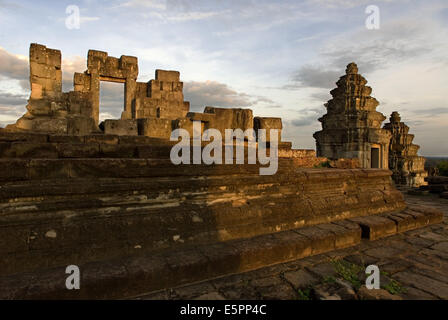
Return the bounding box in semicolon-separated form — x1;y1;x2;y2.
313;62;391;169
383;111;428;187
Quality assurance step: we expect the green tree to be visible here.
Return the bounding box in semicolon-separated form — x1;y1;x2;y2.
437;161;448;176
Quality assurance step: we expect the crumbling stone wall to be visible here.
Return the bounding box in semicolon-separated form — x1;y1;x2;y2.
136;70;190;120
383;111;428;187
6;44;96;135
254;117;282;142
5;43;285;145
74;49;139;124
313;63;391;169
29;44;62;99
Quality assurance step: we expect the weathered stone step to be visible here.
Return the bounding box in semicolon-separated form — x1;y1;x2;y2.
0;132;174;146
0;172;296;200
0;203;442;300
0;132;288;160
0;142;174;159
0;220;363;299
0;167;395;201
0;168;406;278
0;158;298;182
349;205;444;240
0;169;400;217
0;180;405;276
0;183;309;219
0;191;400;250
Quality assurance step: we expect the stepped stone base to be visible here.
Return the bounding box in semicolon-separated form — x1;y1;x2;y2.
1;167;405;275
0;132;443;299
0;205;441;299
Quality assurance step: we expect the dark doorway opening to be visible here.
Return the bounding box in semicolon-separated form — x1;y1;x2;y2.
371;147;380;168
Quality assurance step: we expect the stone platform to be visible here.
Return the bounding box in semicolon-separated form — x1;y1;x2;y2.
135;193;448;300
0;132;443;299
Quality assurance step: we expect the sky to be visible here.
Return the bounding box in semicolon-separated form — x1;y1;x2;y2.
0;0;447;156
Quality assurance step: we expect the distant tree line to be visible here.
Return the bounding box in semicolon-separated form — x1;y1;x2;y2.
438;161;448;176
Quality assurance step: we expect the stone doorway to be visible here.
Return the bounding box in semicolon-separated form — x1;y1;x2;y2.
371;147;380;168
99;80;125;124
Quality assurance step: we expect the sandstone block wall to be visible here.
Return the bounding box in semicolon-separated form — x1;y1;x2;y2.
104;120;138;136
138;118;173;139
203;107;254;133
6;44;97;135
254;117;282;142
134;69;189;121
29;44;62;99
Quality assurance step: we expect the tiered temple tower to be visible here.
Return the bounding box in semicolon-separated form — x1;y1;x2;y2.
383;111;427;187
313;62;392;169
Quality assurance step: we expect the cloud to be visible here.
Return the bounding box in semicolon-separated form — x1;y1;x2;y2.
0;91;27;106
99;82;125;121
115;0;228;22
183;80;282;112
0;47;28;80
290;118;314;127
184;80;252;111
310;91;332;102
284;13;445;92
287;107;324;127
0;104;25;116
99;112;117;122
117;0;166;9
306;0;411;9
0;103;26;128
183;81;243;110
166;10;228;21
409;107;448;117
0;0;22;9
61;56;86;91
287;66;341;89
80;16;100;23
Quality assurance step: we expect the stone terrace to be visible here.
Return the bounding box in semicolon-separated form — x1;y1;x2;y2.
137;192;448;300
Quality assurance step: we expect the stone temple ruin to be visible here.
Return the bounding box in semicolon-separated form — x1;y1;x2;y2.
383;111;428;187
5;44;278;142
0;45;442;299
314;63;427;188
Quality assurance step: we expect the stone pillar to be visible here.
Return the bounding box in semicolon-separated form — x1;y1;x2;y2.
29;43;62;100
121;55;138;120
123;77;136;120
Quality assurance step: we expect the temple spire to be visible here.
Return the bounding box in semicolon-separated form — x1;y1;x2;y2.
314;63;391;169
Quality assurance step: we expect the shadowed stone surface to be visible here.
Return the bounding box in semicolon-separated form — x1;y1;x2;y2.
383;111;427;187
134;193;448;300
